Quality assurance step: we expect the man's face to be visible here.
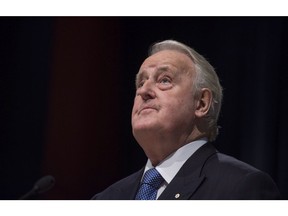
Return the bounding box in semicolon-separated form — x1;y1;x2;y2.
131;50;198;143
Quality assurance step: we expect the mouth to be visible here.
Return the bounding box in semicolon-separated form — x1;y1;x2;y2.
138;106;157;114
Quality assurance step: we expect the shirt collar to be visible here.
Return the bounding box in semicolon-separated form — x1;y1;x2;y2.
144;138;208;184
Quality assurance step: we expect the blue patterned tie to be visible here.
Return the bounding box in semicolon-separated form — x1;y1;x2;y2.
135;168;164;200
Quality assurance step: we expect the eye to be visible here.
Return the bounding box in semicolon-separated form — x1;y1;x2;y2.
137;80;145;88
159;77;171;84
157;76;173;90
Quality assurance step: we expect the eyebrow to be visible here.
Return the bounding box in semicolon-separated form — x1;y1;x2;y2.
135;71;145;87
135;65;172;86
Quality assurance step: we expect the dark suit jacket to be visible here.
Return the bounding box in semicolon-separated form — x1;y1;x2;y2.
92;143;281;200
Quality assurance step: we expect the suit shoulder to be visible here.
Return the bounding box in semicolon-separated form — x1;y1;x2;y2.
206;152;261;175
201;152;281;199
91;169;143;200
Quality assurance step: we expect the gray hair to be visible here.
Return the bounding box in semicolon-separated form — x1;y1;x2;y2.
148;40;223;141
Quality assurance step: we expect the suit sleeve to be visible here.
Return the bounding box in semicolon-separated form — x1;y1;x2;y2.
233;171;281;199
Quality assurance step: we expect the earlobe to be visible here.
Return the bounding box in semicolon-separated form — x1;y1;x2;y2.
195;88;212;118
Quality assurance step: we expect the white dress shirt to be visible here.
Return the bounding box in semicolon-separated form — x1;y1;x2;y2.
142;138;208;199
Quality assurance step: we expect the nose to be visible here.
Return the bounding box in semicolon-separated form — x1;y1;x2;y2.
136;80;156;101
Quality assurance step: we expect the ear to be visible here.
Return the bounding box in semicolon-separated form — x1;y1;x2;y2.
195;88;212;118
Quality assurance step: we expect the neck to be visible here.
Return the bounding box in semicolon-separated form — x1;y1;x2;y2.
135;128;207;166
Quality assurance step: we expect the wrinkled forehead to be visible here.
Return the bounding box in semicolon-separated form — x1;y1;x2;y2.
138;50;195;74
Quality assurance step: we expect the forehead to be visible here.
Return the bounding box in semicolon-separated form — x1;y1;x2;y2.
138;50;195;74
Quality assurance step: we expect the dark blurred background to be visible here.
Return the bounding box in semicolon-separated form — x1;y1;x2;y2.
0;17;287;200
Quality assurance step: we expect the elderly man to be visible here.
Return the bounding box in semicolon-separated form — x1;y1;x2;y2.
92;40;280;200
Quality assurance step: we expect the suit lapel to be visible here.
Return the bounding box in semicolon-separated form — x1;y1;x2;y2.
158;143;217;200
158;174;205;200
116;168;144;199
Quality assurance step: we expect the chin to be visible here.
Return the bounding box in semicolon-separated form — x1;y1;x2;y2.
132;121;160;133
133;124;155;132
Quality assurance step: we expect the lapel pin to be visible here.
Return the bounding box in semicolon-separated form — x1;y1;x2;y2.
175;193;180;199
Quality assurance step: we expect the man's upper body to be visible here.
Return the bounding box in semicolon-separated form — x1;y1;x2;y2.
92;142;280;200
92;40;281;200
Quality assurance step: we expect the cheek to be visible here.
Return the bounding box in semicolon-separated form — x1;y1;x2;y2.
167;86;195;108
131;97;139;113
169;97;195;117
180;97;194;109
178;89;196;108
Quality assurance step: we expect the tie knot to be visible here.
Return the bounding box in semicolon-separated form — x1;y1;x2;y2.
142;168;164;189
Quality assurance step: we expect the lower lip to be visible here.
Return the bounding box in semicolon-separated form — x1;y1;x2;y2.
139;108;155;114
